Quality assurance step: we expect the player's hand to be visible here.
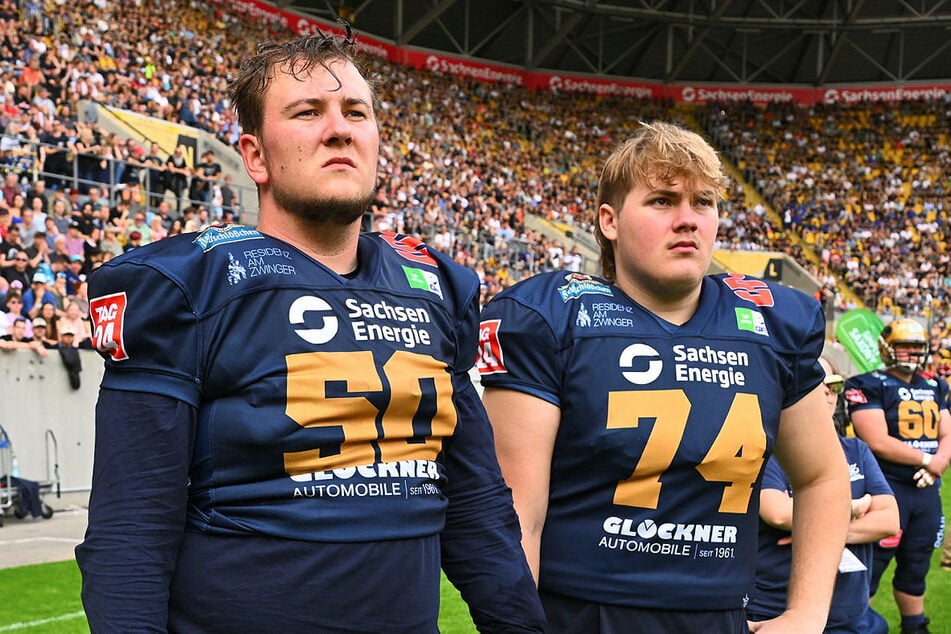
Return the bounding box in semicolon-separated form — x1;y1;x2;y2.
748;610;824;633
913;467;935;488
926;453;949;476
850;493;872;519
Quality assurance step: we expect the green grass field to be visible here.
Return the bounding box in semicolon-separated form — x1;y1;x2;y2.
0;483;948;633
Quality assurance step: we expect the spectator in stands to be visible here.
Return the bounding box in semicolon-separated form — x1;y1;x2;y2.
164;144;190;210
0;315;46;356
63;220;85;258
38;119;72;189
64;255;84;293
57;324;75;349
98;224;123;258
49;198;70;235
142;141;167;208
1;171;22;208
72;125;103;193
18;206;41;244
22;271;54;317
152;199;174;231
23;229;51;276
3;290;31;337
125;210;151;244
123;230;143;252
149;215;167;241
188;149;220;205
31;316;58;349
2;246;33;288
49;271;68;312
37;301;60;337
56;299;89;347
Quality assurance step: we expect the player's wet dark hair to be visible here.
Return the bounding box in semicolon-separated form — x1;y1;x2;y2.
229;22;381;138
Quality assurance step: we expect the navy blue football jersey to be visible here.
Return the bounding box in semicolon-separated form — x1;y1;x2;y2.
477;271;825;610
844;370;949;482
87;226;485;541
749;437;893;628
78;226;545;631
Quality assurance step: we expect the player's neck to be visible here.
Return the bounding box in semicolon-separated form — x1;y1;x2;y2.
885;367;916;382
258;214;360;275
615;278;700;326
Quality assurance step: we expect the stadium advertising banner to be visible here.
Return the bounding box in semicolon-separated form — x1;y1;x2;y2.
227;0;951;105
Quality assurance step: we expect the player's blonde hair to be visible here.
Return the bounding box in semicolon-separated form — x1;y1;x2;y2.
595;121;726;283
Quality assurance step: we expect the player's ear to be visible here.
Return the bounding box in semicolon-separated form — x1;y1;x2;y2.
599;203;619;241
238;133;268;186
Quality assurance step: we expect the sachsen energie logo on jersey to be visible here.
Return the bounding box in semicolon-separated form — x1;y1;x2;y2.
619;342;750;389
90;292;129;361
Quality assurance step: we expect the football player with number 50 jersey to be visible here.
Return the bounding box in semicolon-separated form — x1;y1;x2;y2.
76;29;544;633
479;122;851;634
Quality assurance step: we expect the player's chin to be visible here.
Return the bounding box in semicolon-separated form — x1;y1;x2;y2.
276;189;373;226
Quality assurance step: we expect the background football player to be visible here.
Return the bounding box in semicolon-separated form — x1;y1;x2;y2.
846;319;951;634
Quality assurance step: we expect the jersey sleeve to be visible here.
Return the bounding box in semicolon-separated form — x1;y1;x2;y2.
440;288;547;632
87;257;202;406
781;290;826;409
843;373;881;414
75;389;196;632
477;295;562;406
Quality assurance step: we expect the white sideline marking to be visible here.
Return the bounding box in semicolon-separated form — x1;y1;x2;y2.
0;538;78;547
0;611;86;631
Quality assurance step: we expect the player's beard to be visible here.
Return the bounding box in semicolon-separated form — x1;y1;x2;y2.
273;187;374;226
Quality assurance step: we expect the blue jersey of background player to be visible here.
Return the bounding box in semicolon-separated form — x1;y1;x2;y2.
845;319;951;634
749;359;899;633
480;122;851;634
75;29;544;634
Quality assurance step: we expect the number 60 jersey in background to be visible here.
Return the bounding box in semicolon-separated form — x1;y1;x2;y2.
477;270;826;611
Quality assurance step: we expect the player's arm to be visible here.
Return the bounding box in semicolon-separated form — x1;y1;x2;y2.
75;389;195;632
482;386;559;584
758;487;793;531
439;384;547;633
927;409;951;476
846;492;898;544
751;385;851;634
851;407;934;467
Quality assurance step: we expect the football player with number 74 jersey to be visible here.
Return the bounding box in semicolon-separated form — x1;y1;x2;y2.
479;121;851;634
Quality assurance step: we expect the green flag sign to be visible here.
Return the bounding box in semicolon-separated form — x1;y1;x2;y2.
835;309;885;373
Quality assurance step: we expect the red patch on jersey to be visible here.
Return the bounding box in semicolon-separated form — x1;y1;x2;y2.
379;231;438;267
89;292;129;361
844;388;867;404
879;530;902;549
476;319;506;375
722;273;775;307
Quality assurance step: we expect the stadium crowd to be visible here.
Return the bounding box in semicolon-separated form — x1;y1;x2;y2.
0;0;946;629
0;0;949;372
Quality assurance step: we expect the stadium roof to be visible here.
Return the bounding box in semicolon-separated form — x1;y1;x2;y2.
277;0;951;86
